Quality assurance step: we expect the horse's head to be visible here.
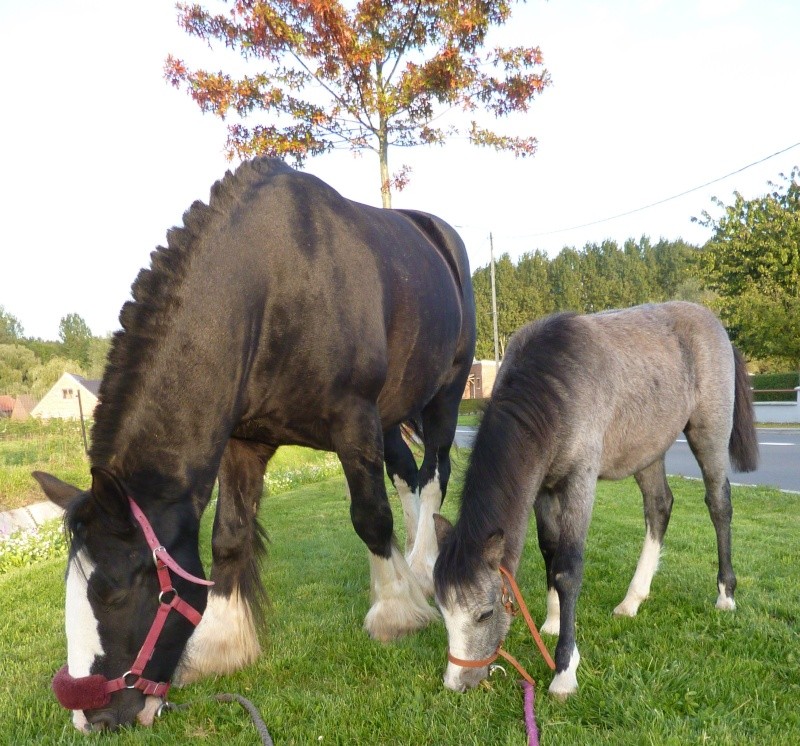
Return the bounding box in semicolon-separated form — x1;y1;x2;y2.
34;468;209;732
433;515;513;692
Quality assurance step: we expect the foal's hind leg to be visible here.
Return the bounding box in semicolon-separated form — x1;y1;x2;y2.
383;425;420;555
685;424;737;610
176;438;273;685
407;389;461;597
335;403;436;642
614;459;674;617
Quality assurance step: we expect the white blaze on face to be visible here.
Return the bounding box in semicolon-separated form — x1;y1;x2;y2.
439;598;476;690
65;548;103;678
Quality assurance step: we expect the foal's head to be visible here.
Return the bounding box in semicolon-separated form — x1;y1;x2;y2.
34;468;207;732
433;515;513;692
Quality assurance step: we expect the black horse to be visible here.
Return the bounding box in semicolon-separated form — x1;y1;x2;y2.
35;157;476;732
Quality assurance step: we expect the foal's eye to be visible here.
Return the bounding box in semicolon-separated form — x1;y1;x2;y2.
476;609;494;623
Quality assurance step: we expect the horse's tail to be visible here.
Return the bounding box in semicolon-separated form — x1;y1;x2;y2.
729;345;759;473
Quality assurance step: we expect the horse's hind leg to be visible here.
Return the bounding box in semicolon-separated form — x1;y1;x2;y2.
685;423;737;610
534;487;562;635
175;437;273;685
383;425;420;555
407;388;461;597
335;403;437;642
614;458;674;617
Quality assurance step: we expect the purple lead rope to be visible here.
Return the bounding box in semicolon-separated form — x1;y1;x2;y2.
521;680;539;746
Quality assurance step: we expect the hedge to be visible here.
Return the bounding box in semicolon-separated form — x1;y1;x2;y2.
750;372;799;402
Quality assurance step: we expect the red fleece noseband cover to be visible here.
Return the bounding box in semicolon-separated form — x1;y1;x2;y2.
52;665;111;711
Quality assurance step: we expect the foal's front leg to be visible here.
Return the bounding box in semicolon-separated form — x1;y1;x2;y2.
335;406;437;642
548;476;595;699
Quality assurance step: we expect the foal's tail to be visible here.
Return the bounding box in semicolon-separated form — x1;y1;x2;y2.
729;346;759;473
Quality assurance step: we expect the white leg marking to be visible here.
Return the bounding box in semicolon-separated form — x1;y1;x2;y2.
72;709;90;732
549;645;580;699
716;581;736;611
136;696;163;727
541;588;561;635
407;471;440;598
174;587;260;685
65;549;103;678
614;533;662;617
363;545;438;642
393;476;419;555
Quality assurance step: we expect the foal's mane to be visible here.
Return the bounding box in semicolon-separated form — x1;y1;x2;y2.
435;312;585;595
90;158;290;466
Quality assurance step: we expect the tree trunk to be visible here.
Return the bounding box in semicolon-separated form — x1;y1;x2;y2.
379;131;391;208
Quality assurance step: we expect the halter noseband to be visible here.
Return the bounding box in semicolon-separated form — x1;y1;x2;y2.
52;497;214;712
446;566;555;685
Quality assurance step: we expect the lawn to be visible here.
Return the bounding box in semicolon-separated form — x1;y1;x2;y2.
1;457;798;745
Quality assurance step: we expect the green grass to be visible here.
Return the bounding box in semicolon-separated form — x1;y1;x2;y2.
0;419;90;511
1;467;798;744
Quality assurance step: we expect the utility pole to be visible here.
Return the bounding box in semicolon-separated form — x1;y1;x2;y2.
489;232;499;366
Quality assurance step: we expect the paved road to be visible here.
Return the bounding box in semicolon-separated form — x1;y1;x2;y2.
455;426;800;493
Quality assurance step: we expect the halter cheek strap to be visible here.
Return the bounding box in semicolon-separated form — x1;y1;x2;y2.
446;566;556;685
52;497;214;712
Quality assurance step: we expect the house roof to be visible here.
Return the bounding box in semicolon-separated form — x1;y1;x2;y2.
71;374;101;396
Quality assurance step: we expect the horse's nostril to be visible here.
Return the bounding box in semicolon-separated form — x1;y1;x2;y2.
89;712;119;732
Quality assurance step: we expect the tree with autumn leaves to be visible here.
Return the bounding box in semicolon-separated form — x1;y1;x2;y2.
165;0;550;206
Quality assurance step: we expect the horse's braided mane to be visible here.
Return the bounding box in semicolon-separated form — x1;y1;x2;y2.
90;158;289;465
434;312;585;598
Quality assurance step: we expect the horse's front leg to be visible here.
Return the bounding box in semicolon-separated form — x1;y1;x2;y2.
548;475;595;699
336;405;437;642
383;425;420;555
175;437;274;685
407;391;460;597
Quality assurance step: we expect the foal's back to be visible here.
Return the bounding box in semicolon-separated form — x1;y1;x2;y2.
504;302;735;481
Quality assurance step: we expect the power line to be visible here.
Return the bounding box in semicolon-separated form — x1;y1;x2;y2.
506;140;800;239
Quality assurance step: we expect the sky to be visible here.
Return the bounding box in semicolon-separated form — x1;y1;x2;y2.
1;0;799;342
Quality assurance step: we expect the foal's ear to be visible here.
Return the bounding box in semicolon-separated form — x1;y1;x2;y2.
90;467;131;524
433;514;454;550
32;471;82;510
482;530;505;571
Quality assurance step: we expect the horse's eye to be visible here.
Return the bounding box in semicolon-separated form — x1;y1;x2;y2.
477;609;494;623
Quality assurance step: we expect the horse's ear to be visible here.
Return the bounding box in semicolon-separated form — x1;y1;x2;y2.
482;530;505;571
90;467;131;524
31;471;82;510
433;514;454;550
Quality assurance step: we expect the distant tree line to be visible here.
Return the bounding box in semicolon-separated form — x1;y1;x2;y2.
474;169;800;372
0;311;110;398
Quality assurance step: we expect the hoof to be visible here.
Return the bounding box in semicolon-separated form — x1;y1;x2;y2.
612;599;641;618
364;597;438;642
548;646;580;699
173;590;260;685
540;616;560;636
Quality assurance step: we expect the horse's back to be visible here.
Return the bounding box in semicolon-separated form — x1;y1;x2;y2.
198;158;474;440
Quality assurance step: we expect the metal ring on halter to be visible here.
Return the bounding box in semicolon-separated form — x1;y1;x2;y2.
157;701;174;717
489;664;507;677
159;588;176;604
122;671;139;689
152;545;166;564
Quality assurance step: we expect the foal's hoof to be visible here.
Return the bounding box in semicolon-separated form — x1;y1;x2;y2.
715;583;736;611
